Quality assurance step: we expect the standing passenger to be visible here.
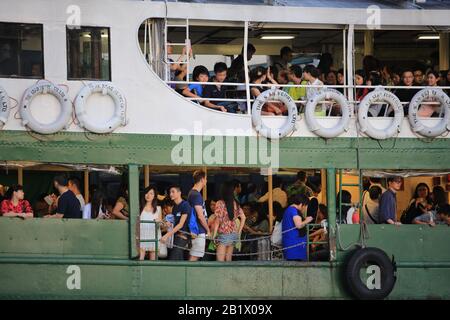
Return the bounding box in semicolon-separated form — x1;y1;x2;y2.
44;175;81;219
213;181;246;262
111;183;129;220
160;186;191;260
187;170;210;261
282;194;313;261
139;186;162;261
68;177;85;215
378;176;403;225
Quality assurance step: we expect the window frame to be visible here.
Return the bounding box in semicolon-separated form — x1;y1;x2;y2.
66;25;112;81
0;21;45;79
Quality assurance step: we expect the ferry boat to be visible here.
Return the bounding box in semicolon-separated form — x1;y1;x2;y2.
0;0;449;299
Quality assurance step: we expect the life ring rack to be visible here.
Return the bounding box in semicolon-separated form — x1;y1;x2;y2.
408;88;450;137
251;88;298;139
74;82;127;134
0;85;10;130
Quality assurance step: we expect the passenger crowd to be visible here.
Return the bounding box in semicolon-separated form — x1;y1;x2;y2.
169;43;450;116
0;171;449;262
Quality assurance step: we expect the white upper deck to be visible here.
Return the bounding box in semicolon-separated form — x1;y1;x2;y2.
0;0;449;138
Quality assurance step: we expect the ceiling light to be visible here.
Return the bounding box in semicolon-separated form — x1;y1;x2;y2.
417;34;439;40
260;35;295;40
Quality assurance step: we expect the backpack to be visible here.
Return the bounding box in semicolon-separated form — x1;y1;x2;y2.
271;221;282;246
188;207;200;236
400;202;420;224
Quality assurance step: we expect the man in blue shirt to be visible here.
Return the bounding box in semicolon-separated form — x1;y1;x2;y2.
187;170;210;261
161;185;192;260
378;176;402;225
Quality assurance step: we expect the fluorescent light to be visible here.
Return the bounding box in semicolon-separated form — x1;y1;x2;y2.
101;33;108;38
260;35;295;40
82;33;91;38
417;34;439;40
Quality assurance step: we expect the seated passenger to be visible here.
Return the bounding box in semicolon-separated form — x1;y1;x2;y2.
337;68;345;93
413;68;425;86
44;175;81;219
309;204;329;261
355;69;369;102
325;71;337;86
336;190;357;224
168;44;192;89
182;65;209;101
111;183;129;220
302;64;325;115
393;69;419;115
413;203;450;226
282;194;313;261
418;71;441;117
203;62;239;113
250;66;284;116
0;184;33;218
286;65;307;106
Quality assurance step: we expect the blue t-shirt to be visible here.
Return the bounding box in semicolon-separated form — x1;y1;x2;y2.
188;84;203;97
165;213;175;225
282;206;307;260
188;189;208;234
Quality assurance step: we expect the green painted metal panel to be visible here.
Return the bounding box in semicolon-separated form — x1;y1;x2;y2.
128;164;139;259
335;224;450;263
0;218;128;259
0;130;449;169
0;261;449;299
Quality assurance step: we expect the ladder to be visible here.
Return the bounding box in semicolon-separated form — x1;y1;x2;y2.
164;19;191;83
337;169;363;224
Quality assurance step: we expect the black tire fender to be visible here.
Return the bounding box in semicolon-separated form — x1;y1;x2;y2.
345;247;397;300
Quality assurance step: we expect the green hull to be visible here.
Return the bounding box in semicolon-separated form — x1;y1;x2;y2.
0;219;449;299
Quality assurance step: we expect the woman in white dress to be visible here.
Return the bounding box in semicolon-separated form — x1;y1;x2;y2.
139;185;162;260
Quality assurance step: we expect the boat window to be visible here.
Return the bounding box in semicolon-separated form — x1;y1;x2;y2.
66;26;111;81
0;22;44;79
139;19;346;116
336;170;450;225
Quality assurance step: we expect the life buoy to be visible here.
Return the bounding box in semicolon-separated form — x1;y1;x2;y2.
0;85;10;130
408;88;450;137
74;82;127;134
305;88;352;138
345;247;397;300
358;89;404;140
251;88;297;139
19;81;72;134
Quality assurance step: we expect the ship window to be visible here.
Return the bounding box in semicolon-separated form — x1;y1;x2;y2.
0;22;44;79
67;26;111;81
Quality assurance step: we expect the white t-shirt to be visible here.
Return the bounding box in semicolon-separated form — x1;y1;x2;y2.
82;203;107;219
76;194;85;213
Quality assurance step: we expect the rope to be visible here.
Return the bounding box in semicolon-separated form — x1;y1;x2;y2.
168;240;307;257
335;221;370;251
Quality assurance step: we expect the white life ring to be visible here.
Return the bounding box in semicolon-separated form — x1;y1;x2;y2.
408;88;450;137
74;82;127;134
305;88;352;138
0;85;10;130
19;81;72;134
358;89;404;140
251;88;297;139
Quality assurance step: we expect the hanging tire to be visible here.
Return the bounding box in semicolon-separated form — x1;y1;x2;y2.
0;85;10;130
251;88;298;139
345;247;397;300
19;81;72;134
305;88;352;138
408;88;450;137
74;82;127;134
358;89;404;140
